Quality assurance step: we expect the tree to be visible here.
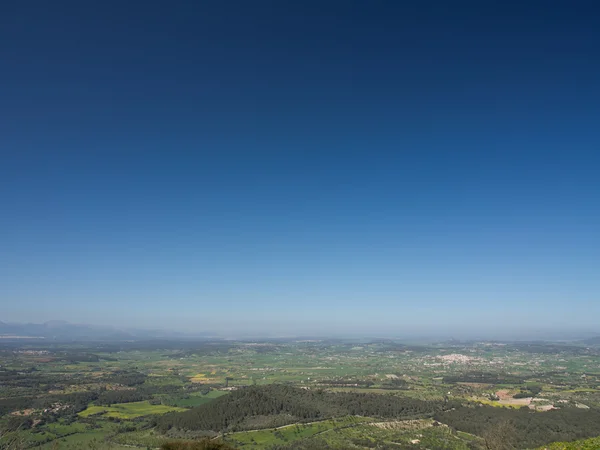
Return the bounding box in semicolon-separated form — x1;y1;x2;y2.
482;420;517;450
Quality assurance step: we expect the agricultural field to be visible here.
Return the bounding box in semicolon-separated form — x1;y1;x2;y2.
228;416;376;448
78;401;186;419
2;338;600;448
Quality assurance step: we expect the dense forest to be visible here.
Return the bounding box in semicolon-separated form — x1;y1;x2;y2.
266;438;418;450
157;385;600;448
157;385;453;433
160;440;236;450
435;404;600;448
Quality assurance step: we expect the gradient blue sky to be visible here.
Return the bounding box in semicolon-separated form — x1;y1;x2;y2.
1;1;599;337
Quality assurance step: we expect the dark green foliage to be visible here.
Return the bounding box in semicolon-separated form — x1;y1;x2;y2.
138;383;186;395
0;396;34;415
160;439;236;450
0;368;64;389
157;385;451;433
0;367;145;397
512;384;542;398
236;413;300;430
511;392;531;399
39;391;99;416
0;391;98;416
96;389;149;405
2;415;33;432
380;377;409;389
481;420;518;450
268;437;417;450
435;405;600;448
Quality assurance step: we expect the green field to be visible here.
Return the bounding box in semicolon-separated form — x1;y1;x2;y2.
229;416;375;448
79;400;185;418
38;431;132;450
537;436;600;449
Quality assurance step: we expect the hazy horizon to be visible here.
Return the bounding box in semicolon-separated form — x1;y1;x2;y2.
2;316;599;343
2;2;599;336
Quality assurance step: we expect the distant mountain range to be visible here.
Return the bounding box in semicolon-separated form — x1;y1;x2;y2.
581;336;600;346
0;320;216;341
2;320;599;344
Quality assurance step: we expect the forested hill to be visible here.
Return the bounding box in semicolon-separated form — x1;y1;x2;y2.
157;385;450;433
435;404;600;449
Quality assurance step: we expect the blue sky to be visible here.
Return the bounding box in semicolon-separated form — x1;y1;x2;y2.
1;1;599;337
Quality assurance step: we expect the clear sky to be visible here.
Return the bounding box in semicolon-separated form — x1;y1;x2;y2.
1;1;599;337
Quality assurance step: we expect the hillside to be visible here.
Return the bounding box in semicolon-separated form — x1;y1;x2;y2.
157;384;449;433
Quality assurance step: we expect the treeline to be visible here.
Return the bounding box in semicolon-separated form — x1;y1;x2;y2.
96;389;148;405
380;378;409;389
375;343;430;354
0;391;97;416
2;415;34;433
435;404;600;448
267;438;417;450
508;343;595;356
98;370;147;386
157;385;452;433
0;370;150;415
58;352;100;362
0;367;146;390
0;368;199;429
443;371;523;384
161;440;236;450
0;369;64;389
0;396;34;415
512;384;543;398
94;381;186;406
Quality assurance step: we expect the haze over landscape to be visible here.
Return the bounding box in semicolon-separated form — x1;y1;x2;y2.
2;1;599;338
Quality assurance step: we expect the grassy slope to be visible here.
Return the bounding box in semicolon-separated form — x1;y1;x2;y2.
537;436;600;449
79;400;185;418
226;417;481;450
37;431;132;449
228;416;374;448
